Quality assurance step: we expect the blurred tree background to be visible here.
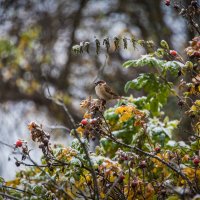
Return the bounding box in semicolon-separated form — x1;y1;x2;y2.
0;0;197;178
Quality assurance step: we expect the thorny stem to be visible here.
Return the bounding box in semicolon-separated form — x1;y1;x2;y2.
72;183;90;200
142;169;146;198
14;158;69;168
106;133;197;194
105;171;123;200
188;15;200;35
49;97;100;200
0;192;20;200
0;140;14;149
126;166;131;199
1;185;35;196
98;173;126;200
27;154;74;200
194;167;200;192
139;183;145;200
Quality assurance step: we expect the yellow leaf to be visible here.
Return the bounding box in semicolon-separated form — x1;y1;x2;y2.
195;100;200;106
145;183;155;199
6;178;20;187
100;192;105;198
83;112;92;119
190;105;197;112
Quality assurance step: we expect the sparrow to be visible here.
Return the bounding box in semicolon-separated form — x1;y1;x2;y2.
94;80;121;101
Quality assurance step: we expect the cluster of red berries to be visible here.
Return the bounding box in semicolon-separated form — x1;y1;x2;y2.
80;117;103;140
80;118;97;126
117;152;129;162
116;149;138;166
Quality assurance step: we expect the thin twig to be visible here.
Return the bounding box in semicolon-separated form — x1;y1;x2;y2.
99;110;196;193
0;192;20;200
46;125;71;133
104;132;197;194
105;171;123;200
0;140;14;149
48;97;100;200
72;183;90;200
27;154;74;200
1;185;35;196
93;54;109;83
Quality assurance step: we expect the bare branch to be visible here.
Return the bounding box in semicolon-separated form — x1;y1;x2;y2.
0;192;20;200
47;97;100;200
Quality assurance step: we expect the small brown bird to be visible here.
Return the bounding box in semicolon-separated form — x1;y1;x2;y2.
94;80;121;101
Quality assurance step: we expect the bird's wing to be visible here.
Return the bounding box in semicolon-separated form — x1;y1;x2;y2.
104;83;119;97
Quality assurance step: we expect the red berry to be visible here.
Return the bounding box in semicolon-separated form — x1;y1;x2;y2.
131;180;139;188
155;147;161;153
119;157;125;162
119;175;125;182
81;119;88;126
165;0;170;6
124;155;128;160
193;157;200;166
139;160;147;169
121;175;125;179
170;50;177;56
15;140;23;148
90;118;97;124
193;52;200;57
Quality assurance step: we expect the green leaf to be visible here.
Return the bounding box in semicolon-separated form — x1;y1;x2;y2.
160;40;169;49
104;111;119;121
123;55;164;68
0;40;13;54
70;157;81;166
167;195;180;200
163;61;184;76
0;176;5;185
33;185;44;195
150;98;159;115
124;73;153;93
33;184;47;195
147;117;178;145
122;60;134;68
124;73;171;115
123;55;183;76
100;138;118;157
124;81;133;93
132;96;148;109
